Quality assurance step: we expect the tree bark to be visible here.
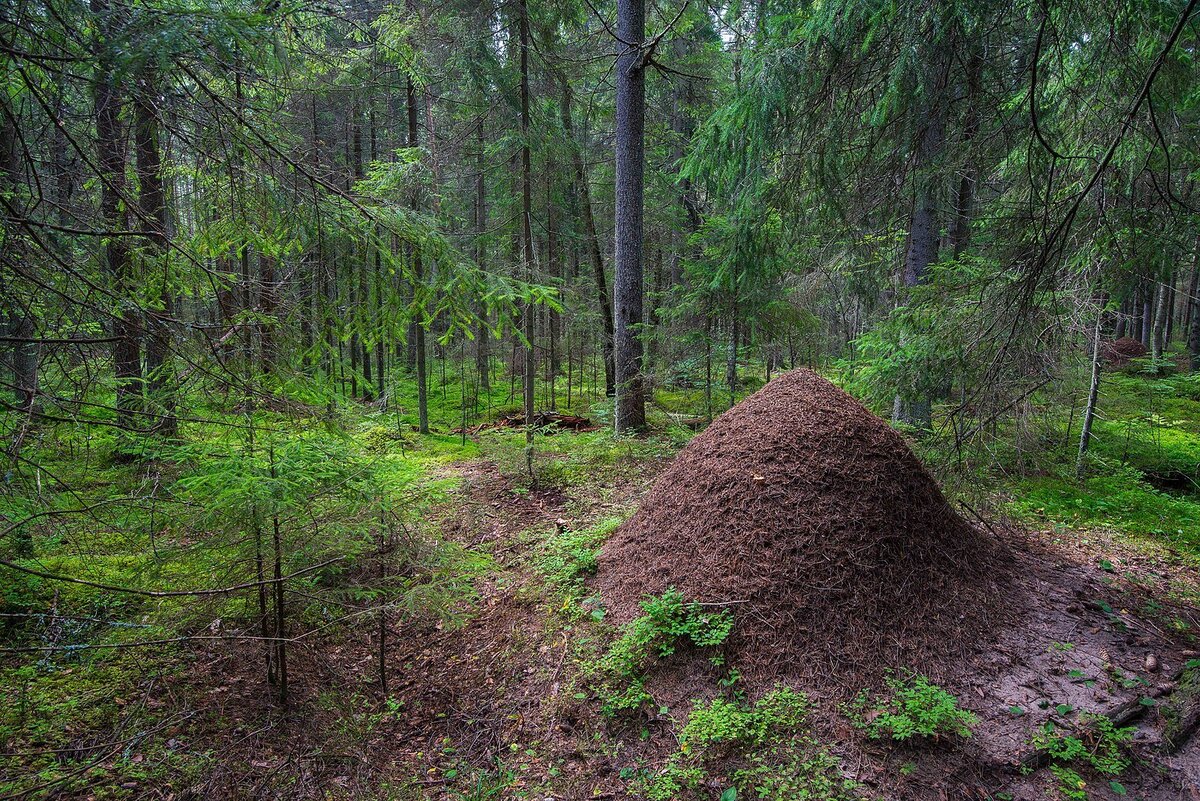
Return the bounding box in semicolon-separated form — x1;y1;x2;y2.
895;40;949;430
474;116;490;395
560;81;615;397
1077;308;1104;479
613;0;647;433
1152;276;1171;363
547;181;561;400
518;0;536;444
1188;242;1200;371
93;0;142;431
134;68;177;437
406;61;429;432
0;70;37;418
949;49;982;257
1141;286;1152;348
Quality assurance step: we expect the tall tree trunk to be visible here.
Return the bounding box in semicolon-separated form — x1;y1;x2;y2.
949;49;982;257
134;69;177;437
1152;276;1171;363
350;102;373;401
560;81;615;397
1166;273;1177;347
474;117;490;395
896;42;949;430
370;104;386;398
406;63;429;433
518;0;536;444
1141;286;1152;349
726;298;739;409
613;0;647;433
665;41;700;372
1187;242;1200;371
547;180;560;406
93;0;142;432
0;71;37;419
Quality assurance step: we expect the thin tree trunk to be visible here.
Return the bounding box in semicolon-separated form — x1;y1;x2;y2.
1152;277;1170;363
1077;310;1104;479
0;81;37;419
369;105;386;398
1166;273;1177;347
560;81;615;397
949;49;982;257
1187;241;1200;371
547;182;560;405
896;43;949;430
406;66;429;432
1141;287;1153;349
726;298;738;409
269;448;288;706
474;117;490;395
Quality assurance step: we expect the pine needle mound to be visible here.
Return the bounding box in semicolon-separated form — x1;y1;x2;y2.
595;370;1015;687
1100;336;1148;366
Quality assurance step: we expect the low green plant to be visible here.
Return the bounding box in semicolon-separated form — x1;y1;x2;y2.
448;761;515;801
642;686;857;801
848;671;977;741
1032;715;1134;778
537;516;625;609
1049;765;1089;801
594;589;733;715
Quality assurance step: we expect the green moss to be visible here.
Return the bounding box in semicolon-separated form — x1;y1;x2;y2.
1007;466;1200;548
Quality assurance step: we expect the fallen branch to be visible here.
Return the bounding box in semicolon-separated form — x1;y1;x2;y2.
1014;683;1175;773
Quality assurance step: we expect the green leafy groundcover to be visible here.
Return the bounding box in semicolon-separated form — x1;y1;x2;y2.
1008;465;1200;549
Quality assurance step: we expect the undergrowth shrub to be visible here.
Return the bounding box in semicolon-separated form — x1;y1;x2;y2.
642;686;858;801
593;589;733;715
1031;715;1134;787
848;671;977;741
537;516;625;611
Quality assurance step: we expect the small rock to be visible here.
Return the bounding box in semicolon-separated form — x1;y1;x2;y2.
1145;653;1160;673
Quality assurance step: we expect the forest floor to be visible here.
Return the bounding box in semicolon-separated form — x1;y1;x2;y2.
157;446;1200;801
5;365;1200;800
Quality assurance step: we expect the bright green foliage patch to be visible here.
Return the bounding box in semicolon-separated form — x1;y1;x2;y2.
1033;715;1134;776
1001;370;1200;554
849;671;977;741
642;686;858;801
537;516;625;609
1032;715;1135;800
1009;465;1200;547
594;589;733;715
480;427;676;490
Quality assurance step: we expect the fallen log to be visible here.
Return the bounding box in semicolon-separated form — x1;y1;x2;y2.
1161;661;1200;753
453;411;600;435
